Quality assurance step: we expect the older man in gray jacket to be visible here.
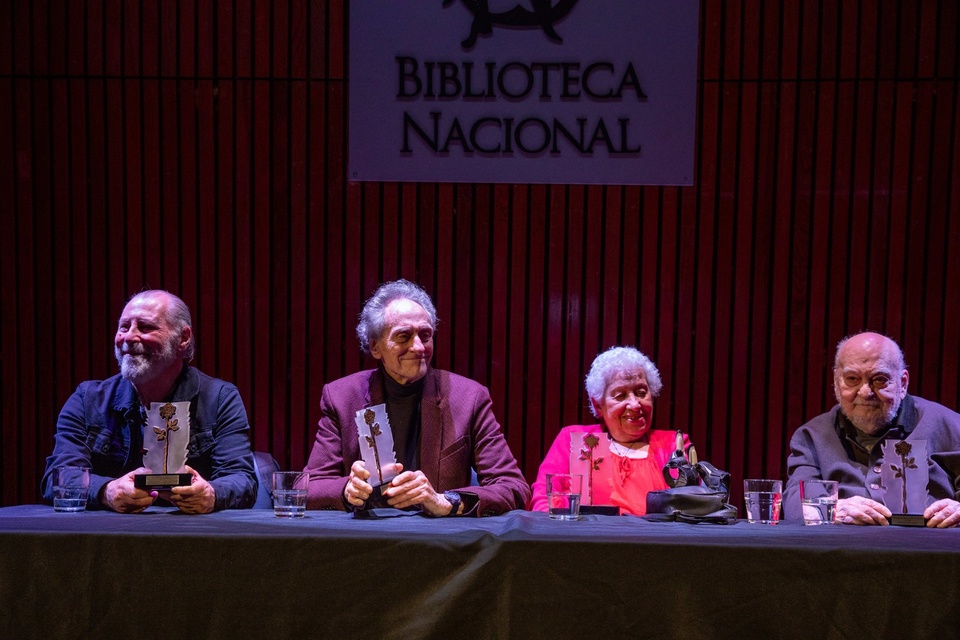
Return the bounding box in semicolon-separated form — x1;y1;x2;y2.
785;332;960;527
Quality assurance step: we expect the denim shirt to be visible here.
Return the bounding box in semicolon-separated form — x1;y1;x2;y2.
42;366;257;510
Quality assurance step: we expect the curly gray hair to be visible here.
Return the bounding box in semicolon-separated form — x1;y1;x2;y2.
584;346;663;418
356;279;438;353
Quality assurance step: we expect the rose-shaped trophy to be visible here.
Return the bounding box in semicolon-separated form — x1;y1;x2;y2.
569;431;613;514
134;401;193;490
355;404;400;503
880;439;930;527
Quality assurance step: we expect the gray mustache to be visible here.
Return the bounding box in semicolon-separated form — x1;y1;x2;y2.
118;344;146;356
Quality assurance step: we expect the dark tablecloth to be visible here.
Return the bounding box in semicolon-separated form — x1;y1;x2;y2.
2;505;958;639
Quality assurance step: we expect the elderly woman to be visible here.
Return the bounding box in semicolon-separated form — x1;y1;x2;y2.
530;346;690;516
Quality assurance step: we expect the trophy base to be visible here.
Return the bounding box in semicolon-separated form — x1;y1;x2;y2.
580;505;620;516
363;482;396;509
889;513;927;527
134;473;193;490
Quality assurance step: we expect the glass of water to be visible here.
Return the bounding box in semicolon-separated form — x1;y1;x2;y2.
272;471;308;518
743;479;782;524
53;466;90;512
546;473;582;521
799;479;839;525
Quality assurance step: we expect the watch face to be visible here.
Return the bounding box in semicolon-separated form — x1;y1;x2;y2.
445;492;460;514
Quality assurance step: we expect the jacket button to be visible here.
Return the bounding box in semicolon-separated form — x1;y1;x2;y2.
870;483;880;490
873;465;882;473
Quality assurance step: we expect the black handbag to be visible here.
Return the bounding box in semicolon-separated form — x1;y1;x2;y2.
644;483;738;524
643;432;738;524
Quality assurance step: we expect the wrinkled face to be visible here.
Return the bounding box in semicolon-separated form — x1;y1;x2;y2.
371;298;435;385
833;334;908;435
114;294;188;386
593;370;654;444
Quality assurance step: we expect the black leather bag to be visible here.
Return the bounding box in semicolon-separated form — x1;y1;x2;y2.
644;437;739;524
644;484;738;524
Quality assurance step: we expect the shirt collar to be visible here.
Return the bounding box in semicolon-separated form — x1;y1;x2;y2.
836;393;917;443
112;365;197;418
381;365;426;399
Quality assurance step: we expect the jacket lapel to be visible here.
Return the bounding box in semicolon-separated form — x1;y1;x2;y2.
419;368;444;487
366;368;385;408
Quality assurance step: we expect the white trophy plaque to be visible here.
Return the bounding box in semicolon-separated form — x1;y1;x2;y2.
881;439;930;526
355;404;400;495
135;401;192;490
569;431;610;506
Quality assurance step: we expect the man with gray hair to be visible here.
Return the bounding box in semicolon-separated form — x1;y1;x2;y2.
784;331;960;527
42;290;257;513
304;279;530;516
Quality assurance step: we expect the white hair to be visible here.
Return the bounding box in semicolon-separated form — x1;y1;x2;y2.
584;346;663;418
356;279;438;353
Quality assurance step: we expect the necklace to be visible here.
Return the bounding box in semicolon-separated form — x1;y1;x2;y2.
608;437;650;459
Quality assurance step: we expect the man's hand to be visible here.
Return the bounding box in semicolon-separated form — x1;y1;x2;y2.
836;495;892;525
164;465;215;514
100;468;157;513
343;460;374;508
382;470;452;516
924;498;960;528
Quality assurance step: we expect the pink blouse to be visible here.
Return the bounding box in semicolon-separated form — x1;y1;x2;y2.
529;424;691;516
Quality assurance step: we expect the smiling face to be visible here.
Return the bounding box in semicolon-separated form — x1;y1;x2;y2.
370;298;435;385
833;333;908;435
592;369;655;444
114;293;190;387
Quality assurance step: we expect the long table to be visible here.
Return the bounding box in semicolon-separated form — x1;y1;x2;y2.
2;504;959;639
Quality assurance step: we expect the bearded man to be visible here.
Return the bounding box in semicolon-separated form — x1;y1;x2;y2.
41;290;256;513
784;332;960;527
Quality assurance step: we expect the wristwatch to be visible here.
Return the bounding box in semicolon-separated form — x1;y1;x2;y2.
444;491;462;516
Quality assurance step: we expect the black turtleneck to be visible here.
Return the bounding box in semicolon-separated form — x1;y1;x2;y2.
382;370;424;473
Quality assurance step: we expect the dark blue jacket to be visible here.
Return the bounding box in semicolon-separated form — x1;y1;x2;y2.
42;366;257;510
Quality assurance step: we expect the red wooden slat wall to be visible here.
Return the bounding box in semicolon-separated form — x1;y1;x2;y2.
2;1;959;507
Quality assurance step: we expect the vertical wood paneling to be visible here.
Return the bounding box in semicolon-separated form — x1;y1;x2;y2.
504;186;528;460
562;185;586;424
943;87;960;408
522;184;547;473
0;75;13;499
1;0;959;507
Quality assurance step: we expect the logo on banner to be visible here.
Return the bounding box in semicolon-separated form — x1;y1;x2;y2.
443;0;580;47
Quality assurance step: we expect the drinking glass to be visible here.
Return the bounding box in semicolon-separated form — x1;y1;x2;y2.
272;471;308;518
53;466;90;513
743;479;782;524
546;473;582;521
799;479;838;525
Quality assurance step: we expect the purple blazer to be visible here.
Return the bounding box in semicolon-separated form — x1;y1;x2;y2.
305;367;530;516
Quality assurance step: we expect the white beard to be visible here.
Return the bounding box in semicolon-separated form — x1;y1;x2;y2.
837;387;902;435
115;339;178;386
